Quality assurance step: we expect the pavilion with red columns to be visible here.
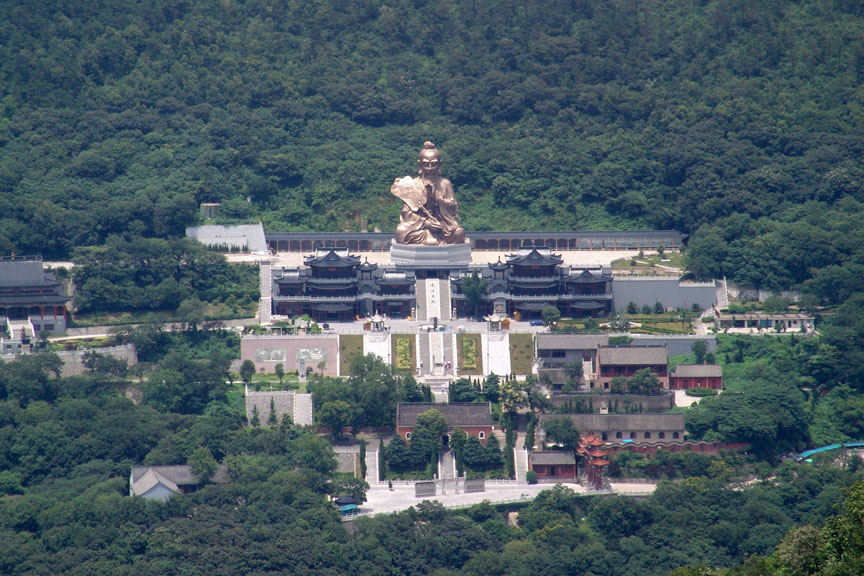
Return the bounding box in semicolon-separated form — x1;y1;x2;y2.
577;434;610;491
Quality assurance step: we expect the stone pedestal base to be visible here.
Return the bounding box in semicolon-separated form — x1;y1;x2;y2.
390;240;472;267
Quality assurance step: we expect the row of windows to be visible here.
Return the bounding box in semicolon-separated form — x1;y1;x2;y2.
405;431;486;440
601;431;680;440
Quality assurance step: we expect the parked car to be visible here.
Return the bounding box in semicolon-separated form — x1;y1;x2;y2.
530;319;545;326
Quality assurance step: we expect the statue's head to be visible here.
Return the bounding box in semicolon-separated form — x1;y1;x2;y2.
418;141;441;177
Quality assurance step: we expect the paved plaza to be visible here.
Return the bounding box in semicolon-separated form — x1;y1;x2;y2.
357;477;655;518
226;249;641;269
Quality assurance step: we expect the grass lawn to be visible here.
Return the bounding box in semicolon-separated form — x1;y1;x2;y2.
717;360;764;393
611;251;685;269
339;334;363;375
509;333;534;375
457;333;483;375
391;334;416;374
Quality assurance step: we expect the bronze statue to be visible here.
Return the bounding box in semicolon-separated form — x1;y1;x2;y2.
392;141;466;245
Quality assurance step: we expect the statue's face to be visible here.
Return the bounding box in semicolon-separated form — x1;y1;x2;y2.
419;155;441;176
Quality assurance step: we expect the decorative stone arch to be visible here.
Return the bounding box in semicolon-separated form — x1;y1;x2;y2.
672;432;680;439
478;431;486;440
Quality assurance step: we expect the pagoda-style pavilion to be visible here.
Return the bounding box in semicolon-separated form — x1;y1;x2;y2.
577;434;610;491
450;246;613;320
270;249;415;322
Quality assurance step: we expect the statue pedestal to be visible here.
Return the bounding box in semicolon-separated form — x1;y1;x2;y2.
390;240;472;268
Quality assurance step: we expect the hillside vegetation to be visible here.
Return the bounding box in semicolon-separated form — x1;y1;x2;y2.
0;0;862;295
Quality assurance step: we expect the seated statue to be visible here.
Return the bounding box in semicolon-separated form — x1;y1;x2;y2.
392;141;466;246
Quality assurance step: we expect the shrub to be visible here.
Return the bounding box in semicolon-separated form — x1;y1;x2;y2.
685;387;718;397
526;470;538;484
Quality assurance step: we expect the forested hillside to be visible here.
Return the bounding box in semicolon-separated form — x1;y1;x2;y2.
1;0;863;290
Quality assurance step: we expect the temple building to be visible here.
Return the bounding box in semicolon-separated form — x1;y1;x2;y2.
450;247;613;320
1;256;70;355
270;249;414;322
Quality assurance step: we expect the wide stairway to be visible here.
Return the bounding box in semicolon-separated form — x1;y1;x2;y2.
366;449;380;484
419;332;431;376
439;278;451;320
7;319;34;341
439;448;456;481
292;393;314;427
415;279;428;321
414;278;452;322
582;358;594;389
715;278;729;310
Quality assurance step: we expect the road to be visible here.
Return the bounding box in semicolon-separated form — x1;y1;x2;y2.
356;478;655;518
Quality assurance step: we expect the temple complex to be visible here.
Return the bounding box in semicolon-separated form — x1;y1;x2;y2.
0;256;70;355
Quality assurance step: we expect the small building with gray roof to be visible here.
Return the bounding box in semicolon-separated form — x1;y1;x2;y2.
670;364;723;390
396;402;494;441
595;345;668;389
539;413;685;444
130;465;229;501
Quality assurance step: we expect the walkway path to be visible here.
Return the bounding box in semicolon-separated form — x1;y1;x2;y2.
363;332;391;364
481;332;511;376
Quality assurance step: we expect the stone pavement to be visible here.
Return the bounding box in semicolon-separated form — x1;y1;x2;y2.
358;478;656;517
229;249;640;269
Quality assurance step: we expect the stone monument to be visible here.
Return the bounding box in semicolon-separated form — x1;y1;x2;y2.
390;141;472;267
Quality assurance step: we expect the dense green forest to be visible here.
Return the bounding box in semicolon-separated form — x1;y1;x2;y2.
1;343;862;575
0;0;862;290
4;1;864;573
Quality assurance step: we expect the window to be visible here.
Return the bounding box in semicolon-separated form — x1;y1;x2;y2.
616;432;622;439
630;432;636;439
644;432;651;439
406;432;411;439
672;432;680;439
602;432;608;441
659;432;665;439
479;431;486;440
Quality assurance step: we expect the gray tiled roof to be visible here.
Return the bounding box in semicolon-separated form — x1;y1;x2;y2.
531;451;576;465
130;464;229;487
536;333;610;350
130;468;179;496
0;258;48;287
598;345;667;365
539;413;685;431
397;403;492;428
671;364;722;378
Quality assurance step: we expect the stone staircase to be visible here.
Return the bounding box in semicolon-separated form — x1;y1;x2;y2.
582;359;594;389
513;448;529;483
419;332;431;376
425;279;442;320
366;450;381;484
716;277;729;310
292;393;314;426
259;261;272;325
439;278;452;320
429;331;445;376
439;449;456;481
415;278;428;321
443;333;454;376
7;319;34;341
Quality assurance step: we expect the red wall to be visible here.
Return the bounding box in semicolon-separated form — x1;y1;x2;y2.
670;376;723;390
531;463;576;480
396;425;493;441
